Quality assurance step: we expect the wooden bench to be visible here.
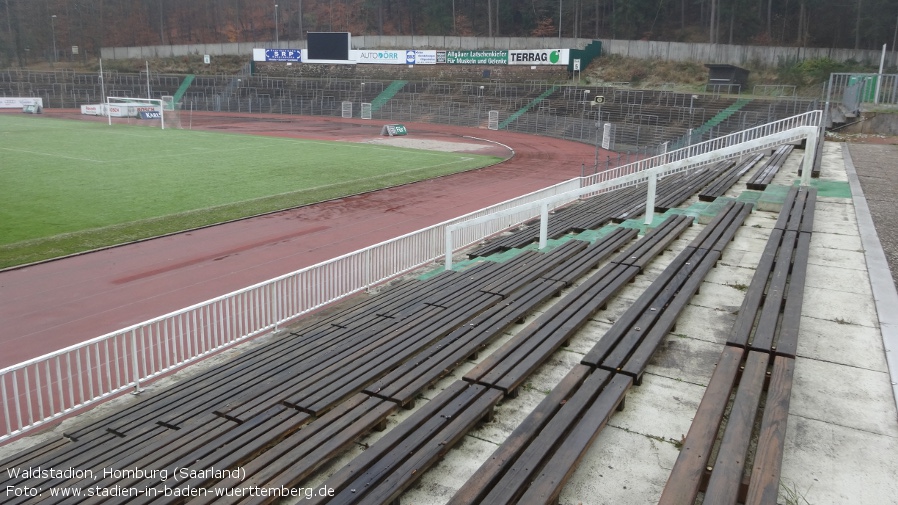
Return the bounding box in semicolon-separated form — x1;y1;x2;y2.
366;229;639;407
154;395;398;505
45;406;307;504
659;347;796;505
305;381;504;505
448;365;631;505
746;144;794;190
729;186;816;357
582;202;753;385
661;190;813;504
464;215;693;396
699;152;765;201
468;186;646;257
0;239;607;503
653;160;734;212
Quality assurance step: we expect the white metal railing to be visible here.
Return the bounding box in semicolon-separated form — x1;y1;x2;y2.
0;177;580;443
446;111;823;267
0;110;822;444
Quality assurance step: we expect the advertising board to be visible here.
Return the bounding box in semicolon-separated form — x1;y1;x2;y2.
445;50;508;65
252;48;302;62
507;49;570;65
351;50;406;64
1;97;44;108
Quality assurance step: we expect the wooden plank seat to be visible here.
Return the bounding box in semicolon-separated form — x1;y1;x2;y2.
688;200;755;253
729;187;815;357
477;240;587;297
699;152;765;201
131;395;397;505
204;259;544;420
467;186;646;258
35;406;308;505
218;244;598;418
746;144;794;190
659;347;796;505
610;214;693;271
581;202;753;385
448;365;631;505
540;227;639;285
773;185;816;234
49;266;493;441
653;160;735;212
2;265;517;475
464;215;692;396
304;381;504;505
365;230;639;407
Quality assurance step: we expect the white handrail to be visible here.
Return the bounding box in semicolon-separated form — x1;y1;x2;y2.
0;176;581;443
445;111;822;267
0;111;822;443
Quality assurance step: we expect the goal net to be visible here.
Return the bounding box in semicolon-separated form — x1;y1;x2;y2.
104;96;182;129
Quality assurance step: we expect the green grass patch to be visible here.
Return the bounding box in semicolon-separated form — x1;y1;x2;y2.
0;115;503;268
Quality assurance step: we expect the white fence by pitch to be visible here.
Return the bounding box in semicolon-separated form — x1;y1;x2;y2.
0;177;580;443
0;111;821;444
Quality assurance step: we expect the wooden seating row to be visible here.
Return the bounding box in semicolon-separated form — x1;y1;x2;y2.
653;159;734;212
306;381;504;505
660;186;815;504
1;230;623;503
302;222;688;505
746;144;794;190
448;365;632;505
366;228;639;407
448;202;752;505
729;186;816;357
464;215;693;396
468;185;645;258
469;158;736;258
699;152;766;201
659;347;796;505
582;201;753;385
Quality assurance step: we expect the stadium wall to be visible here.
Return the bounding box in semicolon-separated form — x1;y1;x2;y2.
100;36;886;66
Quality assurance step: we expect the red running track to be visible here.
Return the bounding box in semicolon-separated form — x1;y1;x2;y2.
0;113;612;369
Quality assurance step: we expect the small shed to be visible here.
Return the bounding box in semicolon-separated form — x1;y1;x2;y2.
705;64;750;91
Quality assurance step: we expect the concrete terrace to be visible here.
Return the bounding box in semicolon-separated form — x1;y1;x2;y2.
294;141;898;504
2;140;897;505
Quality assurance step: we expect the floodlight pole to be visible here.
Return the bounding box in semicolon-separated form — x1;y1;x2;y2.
275;4;279;45
50;15;57;63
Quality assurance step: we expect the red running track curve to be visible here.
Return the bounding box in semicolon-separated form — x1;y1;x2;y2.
0;113;613;369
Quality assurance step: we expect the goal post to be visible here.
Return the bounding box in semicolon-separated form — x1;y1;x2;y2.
105;97;168;129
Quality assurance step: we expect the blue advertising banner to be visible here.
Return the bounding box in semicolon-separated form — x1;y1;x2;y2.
263;49;302;62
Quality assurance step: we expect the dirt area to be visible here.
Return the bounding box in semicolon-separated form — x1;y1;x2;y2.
825;131;898;144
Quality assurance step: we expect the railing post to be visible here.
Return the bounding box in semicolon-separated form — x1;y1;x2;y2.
131;330;143;395
645;171;658;226
445;226;454;271
539;202;549;249
801;128;818;187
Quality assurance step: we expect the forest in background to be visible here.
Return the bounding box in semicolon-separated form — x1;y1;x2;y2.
2;0;897;66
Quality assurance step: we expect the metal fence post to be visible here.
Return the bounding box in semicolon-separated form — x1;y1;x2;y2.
445;227;454;271
645;172;657;226
131;330;143;394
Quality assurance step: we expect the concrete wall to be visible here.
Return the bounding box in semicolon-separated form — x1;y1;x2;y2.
100;36;885;66
600;39;885;66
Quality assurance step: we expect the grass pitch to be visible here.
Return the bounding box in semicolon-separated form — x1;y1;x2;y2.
0;115;504;268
